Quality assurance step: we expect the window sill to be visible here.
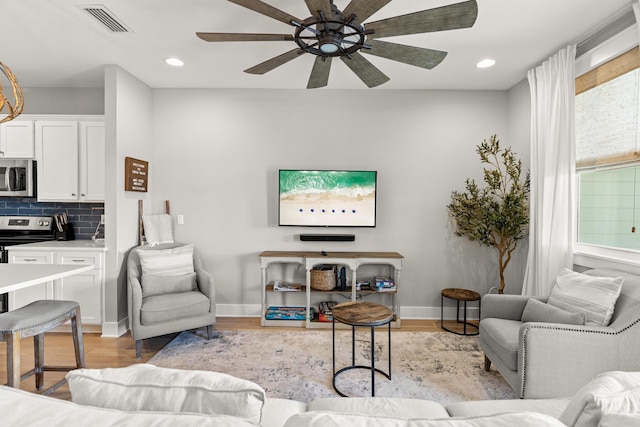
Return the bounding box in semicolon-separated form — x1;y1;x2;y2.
574;243;640;275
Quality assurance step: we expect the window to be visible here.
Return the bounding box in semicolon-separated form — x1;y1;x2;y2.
575;47;640;252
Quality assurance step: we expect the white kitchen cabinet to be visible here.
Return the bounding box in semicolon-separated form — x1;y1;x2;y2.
55;251;103;325
36;120;105;202
36;121;78;201
8;245;105;328
7;251;54;310
0;120;34;158
79;122;105;201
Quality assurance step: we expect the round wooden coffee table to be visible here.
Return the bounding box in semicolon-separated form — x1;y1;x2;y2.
440;288;481;336
331;301;393;397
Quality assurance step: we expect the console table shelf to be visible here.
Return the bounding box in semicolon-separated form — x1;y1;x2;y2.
259;251;403;329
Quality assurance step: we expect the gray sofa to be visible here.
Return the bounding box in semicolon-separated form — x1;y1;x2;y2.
479;268;640;398
2;366;640;426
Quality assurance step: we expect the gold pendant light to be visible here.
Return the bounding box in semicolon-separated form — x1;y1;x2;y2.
0;61;24;124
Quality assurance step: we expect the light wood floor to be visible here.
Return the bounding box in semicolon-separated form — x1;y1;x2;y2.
0;317;468;401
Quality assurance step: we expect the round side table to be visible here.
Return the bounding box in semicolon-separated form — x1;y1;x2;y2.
332;301;393;397
440;288;481;336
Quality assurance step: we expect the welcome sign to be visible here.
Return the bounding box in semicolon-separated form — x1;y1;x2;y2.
125;156;148;192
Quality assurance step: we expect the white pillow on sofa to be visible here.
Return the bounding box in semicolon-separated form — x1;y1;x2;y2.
548;269;623;326
559;371;640;427
141;272;197;297
66;364;266;423
138;244;194;276
521;298;586;325
0;383;261;427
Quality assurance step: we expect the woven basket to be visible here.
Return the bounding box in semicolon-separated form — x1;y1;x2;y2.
310;266;337;291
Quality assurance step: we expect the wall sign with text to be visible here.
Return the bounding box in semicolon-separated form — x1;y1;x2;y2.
125;157;148;192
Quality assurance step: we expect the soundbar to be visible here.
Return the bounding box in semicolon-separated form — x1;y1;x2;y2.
299;234;355;242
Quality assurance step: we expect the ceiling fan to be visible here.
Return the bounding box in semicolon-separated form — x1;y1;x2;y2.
197;0;478;89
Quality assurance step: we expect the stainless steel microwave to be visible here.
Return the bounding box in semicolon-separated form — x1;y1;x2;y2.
0;159;35;197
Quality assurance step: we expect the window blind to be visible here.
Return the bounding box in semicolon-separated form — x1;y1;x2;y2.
576;47;640;169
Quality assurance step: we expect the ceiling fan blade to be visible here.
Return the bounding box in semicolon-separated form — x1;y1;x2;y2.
342;0;392;25
244;48;306;74
366;0;478;39
340;52;389;88
362;40;447;69
196;33;294;42
307;56;332;89
304;0;332;18
228;0;301;26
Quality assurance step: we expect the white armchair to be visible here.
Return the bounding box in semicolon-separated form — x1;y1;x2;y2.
127;243;216;358
479;268;640;398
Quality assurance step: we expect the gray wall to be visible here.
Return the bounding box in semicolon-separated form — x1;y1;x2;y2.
17;81;533;324
149;87;530;318
21;87;104;115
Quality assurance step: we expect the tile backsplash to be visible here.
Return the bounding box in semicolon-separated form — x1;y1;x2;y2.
0;199;104;240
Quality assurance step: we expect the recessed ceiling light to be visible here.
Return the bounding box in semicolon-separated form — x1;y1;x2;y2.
476;59;496;69
164;57;184;67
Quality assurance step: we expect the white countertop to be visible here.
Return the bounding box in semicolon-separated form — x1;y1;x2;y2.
7;240;107;252
0;264;93;293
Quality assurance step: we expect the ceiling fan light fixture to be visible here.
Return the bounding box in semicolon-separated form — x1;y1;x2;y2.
320;42;339;54
164;57;184;67
319;34;341;54
476;58;495;68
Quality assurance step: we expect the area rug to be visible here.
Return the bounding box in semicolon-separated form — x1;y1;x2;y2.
149;329;517;404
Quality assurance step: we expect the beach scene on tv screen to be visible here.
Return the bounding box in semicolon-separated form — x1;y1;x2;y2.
279;170;376;227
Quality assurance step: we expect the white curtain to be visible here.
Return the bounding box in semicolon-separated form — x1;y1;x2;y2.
635;2;640;40
634;2;640;53
522;45;576;296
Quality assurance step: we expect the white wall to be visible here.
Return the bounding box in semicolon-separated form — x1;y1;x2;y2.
103;65;154;336
149;88;529;318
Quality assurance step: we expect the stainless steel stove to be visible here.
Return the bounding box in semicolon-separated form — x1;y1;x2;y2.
0;215;56;312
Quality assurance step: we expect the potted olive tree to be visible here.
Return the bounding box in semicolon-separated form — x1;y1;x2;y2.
447;135;530;294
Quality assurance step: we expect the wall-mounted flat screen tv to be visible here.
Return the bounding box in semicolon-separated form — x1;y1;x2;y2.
279;169;377;227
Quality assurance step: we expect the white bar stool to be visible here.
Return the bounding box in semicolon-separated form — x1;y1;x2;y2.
0;300;85;395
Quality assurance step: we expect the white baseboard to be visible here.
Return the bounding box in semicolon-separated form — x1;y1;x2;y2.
216;304;262;317
400;305;480;320
102;318;129;337
214;304;480;320
108;305;480;337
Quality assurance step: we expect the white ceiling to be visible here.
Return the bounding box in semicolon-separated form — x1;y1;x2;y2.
0;0;635;90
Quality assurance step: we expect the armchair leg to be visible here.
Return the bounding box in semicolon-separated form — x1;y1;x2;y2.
484;354;491;371
206;325;213;340
135;340;142;359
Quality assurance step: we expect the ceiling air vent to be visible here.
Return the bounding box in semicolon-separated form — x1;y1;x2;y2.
79;4;131;33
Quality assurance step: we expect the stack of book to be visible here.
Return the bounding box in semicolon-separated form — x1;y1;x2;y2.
375;276;396;292
265;306;313;320
272;281;302;291
356;281;371;291
318;301;337;322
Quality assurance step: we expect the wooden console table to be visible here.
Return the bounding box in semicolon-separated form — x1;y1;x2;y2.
259;251;403;329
